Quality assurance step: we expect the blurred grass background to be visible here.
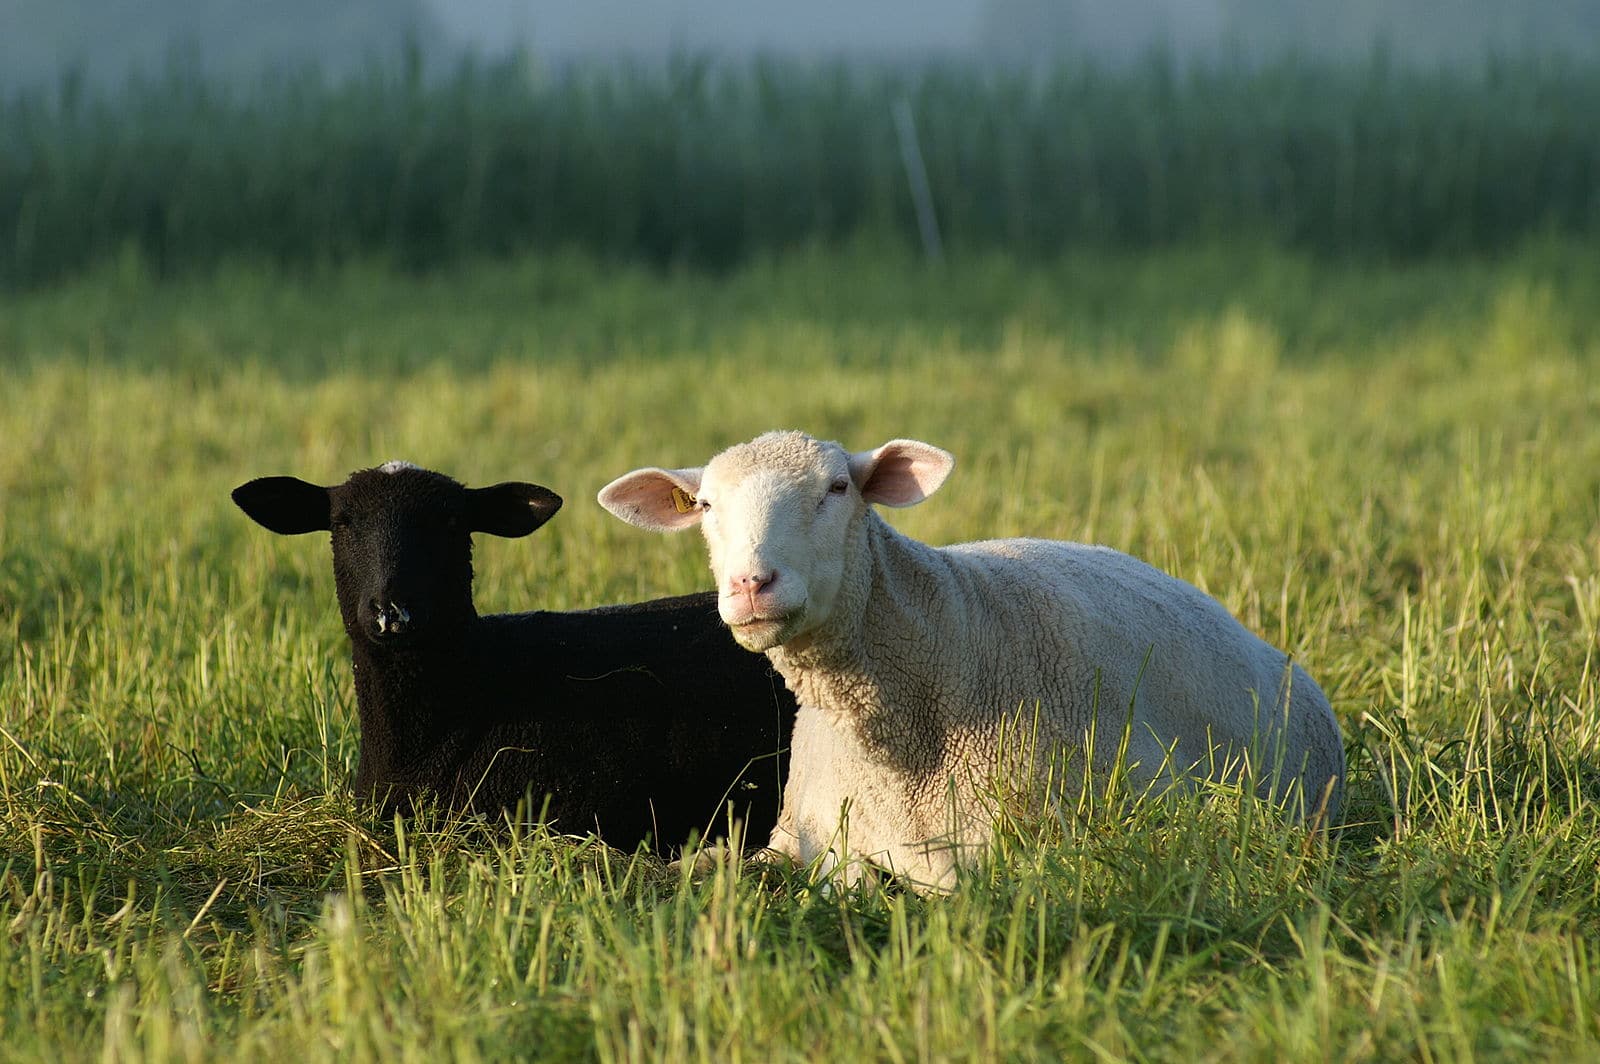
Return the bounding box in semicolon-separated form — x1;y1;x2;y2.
4;55;1600;288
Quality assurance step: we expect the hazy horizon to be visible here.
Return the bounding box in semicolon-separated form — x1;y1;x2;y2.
3;0;1598;92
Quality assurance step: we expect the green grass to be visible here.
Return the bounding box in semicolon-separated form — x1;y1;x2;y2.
2;242;1599;1060
6;53;1600;288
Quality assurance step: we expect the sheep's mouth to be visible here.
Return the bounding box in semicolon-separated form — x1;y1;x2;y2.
731;614;787;630
369;625;419;640
362;625;423;648
726;610;803;650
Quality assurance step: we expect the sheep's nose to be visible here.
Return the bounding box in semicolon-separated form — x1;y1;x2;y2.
371;599;413;637
730;571;777;596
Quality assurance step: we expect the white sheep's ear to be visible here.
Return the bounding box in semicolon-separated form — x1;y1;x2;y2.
597;466;705;531
848;439;954;508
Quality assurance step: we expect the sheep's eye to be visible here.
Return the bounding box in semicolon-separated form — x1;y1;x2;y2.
828;478;849;494
698;498;712;512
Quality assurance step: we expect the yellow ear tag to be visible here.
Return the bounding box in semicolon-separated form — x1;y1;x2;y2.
670;486;698;514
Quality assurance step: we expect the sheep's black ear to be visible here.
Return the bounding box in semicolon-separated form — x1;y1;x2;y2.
466;483;562;538
232;476;331;535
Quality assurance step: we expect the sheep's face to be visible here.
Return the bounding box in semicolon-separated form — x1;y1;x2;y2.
599;431;953;652
233;465;561;648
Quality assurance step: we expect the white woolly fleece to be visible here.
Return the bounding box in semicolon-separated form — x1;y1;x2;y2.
601;431;1346;894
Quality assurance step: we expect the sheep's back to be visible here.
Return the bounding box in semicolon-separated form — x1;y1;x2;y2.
938;538;1343;815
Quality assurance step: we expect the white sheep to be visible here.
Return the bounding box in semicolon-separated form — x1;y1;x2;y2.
599;431;1346;892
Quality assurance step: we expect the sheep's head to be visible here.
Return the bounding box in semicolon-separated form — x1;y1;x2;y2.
599;431;952;651
233;464;561;647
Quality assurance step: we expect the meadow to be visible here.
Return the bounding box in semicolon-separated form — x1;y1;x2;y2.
1;238;1598;1060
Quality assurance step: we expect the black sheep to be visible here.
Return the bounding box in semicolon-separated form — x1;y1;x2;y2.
232;461;795;855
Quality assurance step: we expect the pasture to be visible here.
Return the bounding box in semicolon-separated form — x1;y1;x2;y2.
2;241;1599;1060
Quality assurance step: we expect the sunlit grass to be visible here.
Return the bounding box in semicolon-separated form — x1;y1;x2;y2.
1;244;1598;1059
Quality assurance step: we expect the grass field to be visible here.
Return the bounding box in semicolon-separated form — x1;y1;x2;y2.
2;242;1599;1060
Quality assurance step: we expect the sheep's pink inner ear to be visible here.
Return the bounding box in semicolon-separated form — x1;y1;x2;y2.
597;467;705;532
848;440;954;508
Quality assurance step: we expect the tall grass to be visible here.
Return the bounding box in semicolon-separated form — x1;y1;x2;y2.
4;53;1600;288
2;245;1599;1058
